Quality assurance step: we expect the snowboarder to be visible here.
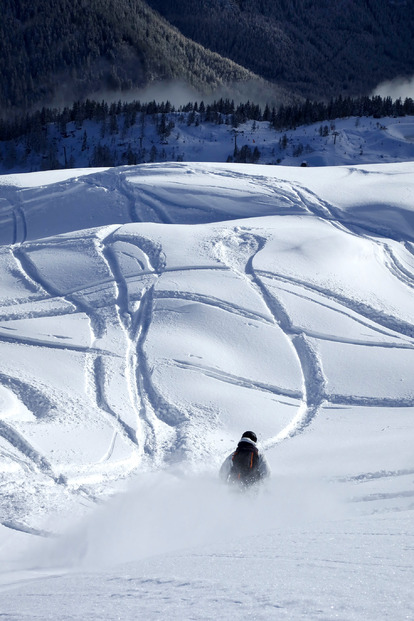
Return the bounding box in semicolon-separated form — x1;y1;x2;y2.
219;431;270;489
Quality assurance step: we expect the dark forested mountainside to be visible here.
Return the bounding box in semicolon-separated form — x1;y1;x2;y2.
0;0;276;116
2;0;413;119
147;0;414;100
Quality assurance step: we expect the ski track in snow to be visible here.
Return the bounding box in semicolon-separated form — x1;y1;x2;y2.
0;330;120;357
0;520;55;538
342;468;414;484
0;418;58;482
154;289;273;325
92;356;138;447
0;187;27;245
98;231;187;464
245;234;327;445
293;173;414;244
329;393;414;408
262;278;414;348
258;269;414;341
0;371;55;420
129;253;190;460
12;245;104;341
170;358;302;401
381;242;414;291
209;230;327;447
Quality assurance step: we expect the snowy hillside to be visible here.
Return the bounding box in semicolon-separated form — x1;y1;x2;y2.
0;162;413;619
4;112;414;173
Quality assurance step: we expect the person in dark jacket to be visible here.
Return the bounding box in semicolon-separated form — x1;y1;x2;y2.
219;430;271;487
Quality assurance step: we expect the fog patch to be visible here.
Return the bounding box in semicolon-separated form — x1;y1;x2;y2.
373;76;414;100
88;78;292;109
209;79;297;108
87;80;201;108
43;77;293;114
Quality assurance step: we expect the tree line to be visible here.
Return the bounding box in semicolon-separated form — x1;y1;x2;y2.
1;94;414;143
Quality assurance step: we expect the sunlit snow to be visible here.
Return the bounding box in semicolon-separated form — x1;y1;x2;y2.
0;160;413;620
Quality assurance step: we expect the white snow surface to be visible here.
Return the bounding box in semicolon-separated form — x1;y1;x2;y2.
0;161;413;620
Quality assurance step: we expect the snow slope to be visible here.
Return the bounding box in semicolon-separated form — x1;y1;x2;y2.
0;162;413;619
4;113;414;173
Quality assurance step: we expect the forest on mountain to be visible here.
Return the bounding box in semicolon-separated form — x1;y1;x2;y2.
1;0;414;118
147;0;414;99
0;0;270;116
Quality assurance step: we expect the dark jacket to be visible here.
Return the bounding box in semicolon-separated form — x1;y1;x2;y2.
219;437;271;483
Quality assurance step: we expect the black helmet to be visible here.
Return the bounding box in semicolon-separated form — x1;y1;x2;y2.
241;430;257;443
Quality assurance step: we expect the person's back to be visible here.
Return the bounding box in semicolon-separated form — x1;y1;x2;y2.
220;431;270;489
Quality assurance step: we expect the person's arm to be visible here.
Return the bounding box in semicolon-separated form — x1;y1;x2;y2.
219;454;233;481
258;453;271;479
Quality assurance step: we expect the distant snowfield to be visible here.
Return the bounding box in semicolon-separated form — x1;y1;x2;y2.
0;161;413;620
